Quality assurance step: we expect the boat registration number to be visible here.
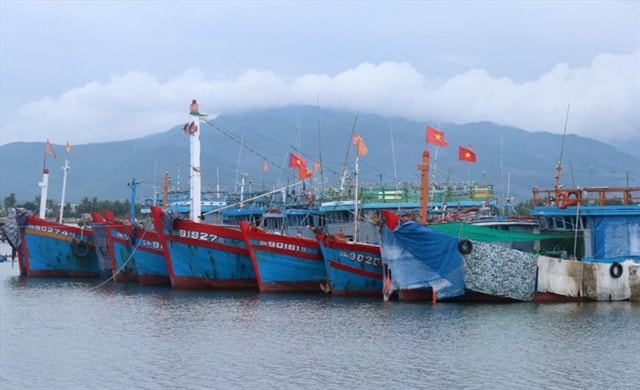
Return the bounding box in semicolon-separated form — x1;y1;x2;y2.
29;225;76;238
175;229;221;242
340;251;381;267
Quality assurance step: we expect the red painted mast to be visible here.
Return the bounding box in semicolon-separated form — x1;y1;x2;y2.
418;150;430;225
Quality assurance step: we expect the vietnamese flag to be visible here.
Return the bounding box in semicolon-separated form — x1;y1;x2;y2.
262;159;268;173
298;167;313;180
426;126;448;147
313;160;320;172
45;139;56;159
289;152;307;170
352;133;368;156
458;145;476;163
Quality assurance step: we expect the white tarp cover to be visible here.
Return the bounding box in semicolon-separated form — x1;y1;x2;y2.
537;257;640;301
628;261;640;301
582;260;635;301
537;256;584;297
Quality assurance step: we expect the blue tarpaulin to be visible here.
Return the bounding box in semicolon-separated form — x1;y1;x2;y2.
592;215;640;261
380;220;465;299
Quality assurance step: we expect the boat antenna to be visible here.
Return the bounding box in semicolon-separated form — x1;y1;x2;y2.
339;111;358;195
499;125;505;215
234;130;245;193
555;103;571;191
58;142;71;223
389;118;401;211
316;95;325;193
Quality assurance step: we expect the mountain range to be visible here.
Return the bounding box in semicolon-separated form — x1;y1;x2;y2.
1;105;638;207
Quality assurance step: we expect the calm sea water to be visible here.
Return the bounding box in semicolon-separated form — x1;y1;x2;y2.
1;242;638;390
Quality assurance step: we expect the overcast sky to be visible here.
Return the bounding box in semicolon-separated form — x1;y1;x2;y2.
1;1;638;149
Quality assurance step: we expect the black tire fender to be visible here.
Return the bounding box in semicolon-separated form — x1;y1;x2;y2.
458;239;473;255
609;262;623;279
72;239;91;258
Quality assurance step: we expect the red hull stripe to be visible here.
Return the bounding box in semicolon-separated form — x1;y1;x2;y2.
328;260;382;280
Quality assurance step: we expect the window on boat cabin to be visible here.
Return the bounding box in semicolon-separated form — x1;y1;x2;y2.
287;214;307;228
312;214;324;229
551;216;585;231
264;217;283;231
326;210;352;223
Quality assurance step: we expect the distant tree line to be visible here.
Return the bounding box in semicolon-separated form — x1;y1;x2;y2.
1;193;137;220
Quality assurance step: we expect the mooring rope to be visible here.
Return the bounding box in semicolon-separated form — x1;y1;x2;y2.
93;229;148;289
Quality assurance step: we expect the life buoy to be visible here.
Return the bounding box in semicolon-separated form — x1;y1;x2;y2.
556;191;579;209
609;262;623;278
458;239;473;255
556;191;570;209
72;239;91;258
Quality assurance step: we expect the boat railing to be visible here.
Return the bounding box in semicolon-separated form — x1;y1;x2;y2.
532;187;640;207
318;183;494;204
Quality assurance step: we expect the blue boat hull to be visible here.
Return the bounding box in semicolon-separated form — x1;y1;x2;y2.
317;233;383;297
240;221;325;293
151;207;257;290
19;215;100;278
108;225;168;285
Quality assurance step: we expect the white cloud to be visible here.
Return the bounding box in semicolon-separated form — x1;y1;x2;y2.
1;51;638;146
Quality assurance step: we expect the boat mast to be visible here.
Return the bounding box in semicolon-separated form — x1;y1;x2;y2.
58;143;71;223
353;155;360;241
128;177;137;225
188;99;202;222
339;112;358;196
163;172;169;208
554;104;571;191
388;119;401;211
418;150;430;225
39;140;58;219
38;168;49;219
316;96;325;192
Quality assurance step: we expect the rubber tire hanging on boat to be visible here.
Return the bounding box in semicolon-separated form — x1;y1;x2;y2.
72;239;91;258
609;262;623;279
458;239;473;255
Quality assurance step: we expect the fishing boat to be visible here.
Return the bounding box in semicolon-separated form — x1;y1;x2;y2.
3;207;101;278
0;141;107;278
530;175;640;301
239;219;326;293
150;205;257;289
379;209;468;301
104;208;173;286
315;231;383;297
378;150;556;302
146;100;261;290
315;130;496;298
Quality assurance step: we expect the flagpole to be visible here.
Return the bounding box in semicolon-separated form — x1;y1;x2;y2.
433;147;438;183
38;141;51;219
38;168;49;219
353;155;359;242
58;151;70;223
129;178;137;225
188;99;202;222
